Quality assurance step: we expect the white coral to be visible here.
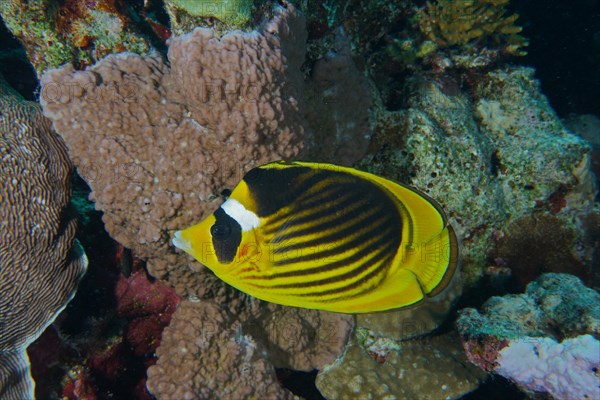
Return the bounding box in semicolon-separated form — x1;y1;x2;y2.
495;334;600;400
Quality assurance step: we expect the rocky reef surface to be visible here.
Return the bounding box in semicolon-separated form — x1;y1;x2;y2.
457;273;600;399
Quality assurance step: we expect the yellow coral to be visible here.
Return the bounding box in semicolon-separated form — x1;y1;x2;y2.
418;0;527;55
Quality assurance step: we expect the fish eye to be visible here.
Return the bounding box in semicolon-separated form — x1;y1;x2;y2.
210;222;231;240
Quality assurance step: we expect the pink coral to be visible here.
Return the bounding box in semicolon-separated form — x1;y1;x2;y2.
115;264;181;356
146;300;300;400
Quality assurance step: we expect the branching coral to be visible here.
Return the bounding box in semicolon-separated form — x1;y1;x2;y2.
418;0;527;55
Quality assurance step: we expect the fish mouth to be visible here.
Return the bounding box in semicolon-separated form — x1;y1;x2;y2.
172;230;192;253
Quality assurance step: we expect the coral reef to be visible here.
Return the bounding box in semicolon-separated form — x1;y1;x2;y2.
457;273;600;399
3;0;595;397
115;258;181;357
418;0;527;55
564;113;600;189
27;240;180;399
147;300;296;400
146;299;353;399
301;0;412;110
316;332;486;399
164;0;254;34
313;271;482;400
491;214;593;288
40;3;307;298
0;74;87;399
360;67;593;285
39;5;357;398
0;0;163;76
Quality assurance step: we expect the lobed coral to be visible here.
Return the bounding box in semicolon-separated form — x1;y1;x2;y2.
40;3;307;298
418;0;527;55
0;74;87;399
39;4;358;397
457;273;600;399
146;299;353;399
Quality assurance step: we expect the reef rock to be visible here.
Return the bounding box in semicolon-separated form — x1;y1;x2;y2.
457;273;600;399
362;67;594;285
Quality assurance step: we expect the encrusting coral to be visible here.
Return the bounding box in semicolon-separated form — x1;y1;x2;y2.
40;3;307;298
457;273;600;399
361;67;593;285
316;332;486;400
0;0;157;76
0;74;87;400
314;270;487;400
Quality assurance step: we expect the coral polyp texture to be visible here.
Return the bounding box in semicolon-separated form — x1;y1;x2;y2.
0;75;87;400
457;273;600;399
146;299;353;399
40;4;307;297
315;272;486;400
418;0;527;55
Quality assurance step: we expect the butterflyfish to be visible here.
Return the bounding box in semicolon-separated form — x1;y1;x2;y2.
172;161;459;313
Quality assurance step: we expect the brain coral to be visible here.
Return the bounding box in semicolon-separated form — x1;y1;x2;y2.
0;75;87;399
40;3;307;297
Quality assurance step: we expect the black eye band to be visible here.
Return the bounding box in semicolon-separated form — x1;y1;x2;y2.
210;221;231;240
211;208;242;263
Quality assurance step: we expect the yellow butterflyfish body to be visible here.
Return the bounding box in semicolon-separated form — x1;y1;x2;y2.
172;161;459;313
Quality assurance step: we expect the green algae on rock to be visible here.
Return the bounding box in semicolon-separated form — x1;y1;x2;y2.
167;0;253;24
0;0;153;76
164;0;257;35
